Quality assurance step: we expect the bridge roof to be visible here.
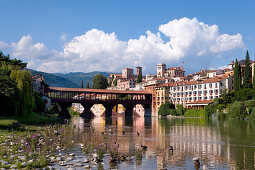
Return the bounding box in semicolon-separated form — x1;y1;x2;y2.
48;87;152;95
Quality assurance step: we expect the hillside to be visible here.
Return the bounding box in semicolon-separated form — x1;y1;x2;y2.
27;69;79;88
54;71;111;88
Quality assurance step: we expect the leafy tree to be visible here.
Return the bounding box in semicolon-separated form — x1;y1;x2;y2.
253;59;255;90
233;59;241;91
176;104;185;115
86;82;90;88
243;51;252;88
33;91;46;113
0;51;27;68
92;74;108;89
113;79;117;86
158;102;175;116
137;73;142;83
81;80;84;88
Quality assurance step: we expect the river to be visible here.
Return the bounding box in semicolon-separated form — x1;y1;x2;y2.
70;116;255;169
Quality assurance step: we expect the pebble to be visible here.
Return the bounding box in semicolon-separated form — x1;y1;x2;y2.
27;160;34;164
92;153;98;158
69;153;75;156
66;157;74;162
83;159;89;163
59;161;67;166
10;165;17;169
75;163;83;167
21;162;27;166
56;157;62;161
18;156;26;161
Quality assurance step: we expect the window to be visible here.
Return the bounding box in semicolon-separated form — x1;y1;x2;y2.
214;89;218;93
209;96;213;99
220;83;223;86
199;91;202;95
189;92;192;95
204;84;207;89
204;90;207;94
215;83;218;88
209;90;213;93
193;97;197;100
194;85;197;89
209;83;212;88
199;97;202;100
198;85;202;89
204;96;207;100
185;92;188;95
194;91;197;95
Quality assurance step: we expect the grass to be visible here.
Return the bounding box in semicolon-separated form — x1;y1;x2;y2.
0;112;60;129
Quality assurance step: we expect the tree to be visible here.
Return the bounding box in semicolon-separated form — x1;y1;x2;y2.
86;82;90;89
243;51;252;88
253;58;255;90
113;79;117;86
233;59;241;91
92;74;108;89
158;102;175;116
81;80;84;88
137;73;142;83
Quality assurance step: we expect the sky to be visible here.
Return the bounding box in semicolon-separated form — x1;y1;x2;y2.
0;0;254;74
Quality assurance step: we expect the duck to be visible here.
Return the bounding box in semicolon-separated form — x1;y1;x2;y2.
168;146;173;153
141;144;147;150
137;131;140;136
114;142;119;148
122;131;125;135
193;157;200;167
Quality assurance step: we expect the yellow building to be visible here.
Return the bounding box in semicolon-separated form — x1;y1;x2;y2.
155;83;170;113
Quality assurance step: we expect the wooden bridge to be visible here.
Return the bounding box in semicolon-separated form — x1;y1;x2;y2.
45;87;152;118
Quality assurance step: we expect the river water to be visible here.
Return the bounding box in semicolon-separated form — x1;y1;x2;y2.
71;116;255;170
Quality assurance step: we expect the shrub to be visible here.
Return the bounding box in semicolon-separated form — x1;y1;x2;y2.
176;104;184;116
227;101;247;119
205;104;217;119
158;103;174;116
169;109;177;116
184;109;206;117
246;107;255;120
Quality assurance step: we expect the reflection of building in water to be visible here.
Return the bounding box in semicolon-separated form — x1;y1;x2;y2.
72;116;85;130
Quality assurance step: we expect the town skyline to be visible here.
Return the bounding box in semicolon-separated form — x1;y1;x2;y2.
0;1;254;74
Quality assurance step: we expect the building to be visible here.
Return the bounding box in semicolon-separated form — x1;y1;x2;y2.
136;66;142;76
157;63;166;78
122;68;134;79
117;79;136;90
154;75;234;113
165;66;185;77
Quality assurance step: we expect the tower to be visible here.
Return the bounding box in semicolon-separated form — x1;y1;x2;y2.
157;63;166;78
136;66;142;76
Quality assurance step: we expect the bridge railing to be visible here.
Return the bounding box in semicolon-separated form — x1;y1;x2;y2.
45;90;152;102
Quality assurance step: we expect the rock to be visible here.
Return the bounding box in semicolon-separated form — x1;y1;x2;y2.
59;161;67;166
18;156;26;161
85;165;90;169
56;146;61;150
10;165;18;169
21;162;27;166
83;159;89;163
1;143;7;146
67;168;74;170
56;157;62;161
27;160;33;164
92;153;98;158
75;163;83;167
66;157;73;162
69;153;75;156
47;166;53;170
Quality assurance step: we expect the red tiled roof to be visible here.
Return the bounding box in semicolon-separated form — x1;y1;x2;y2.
187;100;214;104
48;87;152;94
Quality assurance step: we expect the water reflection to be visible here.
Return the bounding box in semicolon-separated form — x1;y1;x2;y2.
72;116;255;169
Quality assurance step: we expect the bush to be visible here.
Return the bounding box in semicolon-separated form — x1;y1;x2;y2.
205;104;217;119
227;101;247;119
169;109;177;116
33;91;46;113
184;109;206;117
176;104;184;116
246;107;255;120
68;107;80;117
158;103;175;116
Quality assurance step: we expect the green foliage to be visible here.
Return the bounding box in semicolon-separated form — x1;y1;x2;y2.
205;103;217;119
137;73;142;83
243;51;252;88
227;101;247;119
0;51;27;68
184;109;206;117
253;59;255;90
234;58;241;91
113;79;117;86
158;103;175;116
246;107;255;120
234;88;255;101
33;91;46;113
86;82;90;88
68;107;80;117
92;74;108;89
176;104;185;116
46;103;61;115
81;80;84;88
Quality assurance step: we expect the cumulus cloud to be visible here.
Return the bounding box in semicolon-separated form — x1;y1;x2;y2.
0;17;244;73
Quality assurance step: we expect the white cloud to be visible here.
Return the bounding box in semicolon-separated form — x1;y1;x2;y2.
0;17;244;73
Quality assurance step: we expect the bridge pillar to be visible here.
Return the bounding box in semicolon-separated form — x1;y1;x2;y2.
58;103;71;119
81;103;94;118
102;104;116;117
123;104;135;117
143;104;152;117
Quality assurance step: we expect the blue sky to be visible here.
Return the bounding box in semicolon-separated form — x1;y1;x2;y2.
0;0;254;74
